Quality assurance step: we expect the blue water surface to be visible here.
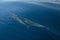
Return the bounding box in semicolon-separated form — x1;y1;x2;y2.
0;2;60;40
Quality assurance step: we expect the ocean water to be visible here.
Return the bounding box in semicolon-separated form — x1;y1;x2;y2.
0;2;60;40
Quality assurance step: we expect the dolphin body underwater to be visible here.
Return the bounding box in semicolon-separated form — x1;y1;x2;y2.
0;2;60;40
11;14;49;30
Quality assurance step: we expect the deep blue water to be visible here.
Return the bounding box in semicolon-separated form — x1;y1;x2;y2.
0;2;60;40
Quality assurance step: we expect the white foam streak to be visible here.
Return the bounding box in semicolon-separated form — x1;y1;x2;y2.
0;0;60;4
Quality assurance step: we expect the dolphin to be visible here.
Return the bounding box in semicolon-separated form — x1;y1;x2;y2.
23;18;49;30
11;14;30;29
11;14;49;30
